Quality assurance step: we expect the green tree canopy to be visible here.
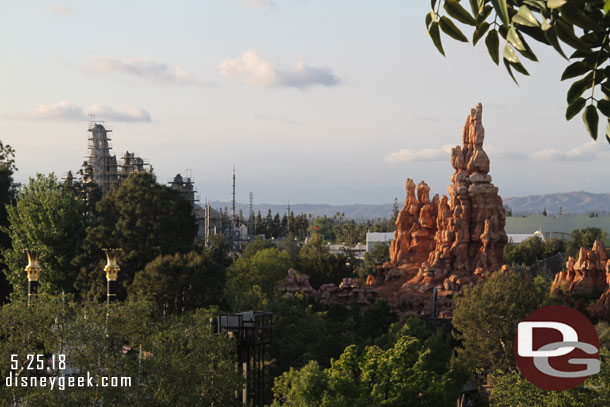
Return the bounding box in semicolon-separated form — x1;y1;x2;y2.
75;172;197;300
129;250;226;314
452;270;541;379
2;174;85;297
272;327;465;407
0;140;18;302
427;0;610;143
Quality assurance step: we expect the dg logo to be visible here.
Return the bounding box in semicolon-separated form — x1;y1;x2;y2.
514;305;600;391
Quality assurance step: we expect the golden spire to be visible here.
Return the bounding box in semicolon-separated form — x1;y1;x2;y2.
25;249;41;282
103;248;121;281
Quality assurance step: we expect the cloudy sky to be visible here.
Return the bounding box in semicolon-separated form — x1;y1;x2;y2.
2;1;609;206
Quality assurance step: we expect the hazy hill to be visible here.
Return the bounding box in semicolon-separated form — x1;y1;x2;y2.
503;191;610;215
208;201;395;220
505;214;610;235
209;191;610;220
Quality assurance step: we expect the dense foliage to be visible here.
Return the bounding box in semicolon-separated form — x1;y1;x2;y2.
74;172;197;300
272;322;465;407
2;174;85;297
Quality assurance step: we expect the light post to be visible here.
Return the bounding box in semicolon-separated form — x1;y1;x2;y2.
25;249;41;305
103;249;121;305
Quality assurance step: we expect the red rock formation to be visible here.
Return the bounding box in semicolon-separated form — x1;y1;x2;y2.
277;268;315;296
277;271;379;310
389;179;439;271
551;240;609;295
381;103;508;318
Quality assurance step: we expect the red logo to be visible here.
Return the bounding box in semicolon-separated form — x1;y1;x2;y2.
514;305;600;391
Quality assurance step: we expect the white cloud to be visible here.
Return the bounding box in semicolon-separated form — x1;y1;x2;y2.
88;57;216;87
7;101;151;123
384;145;453;163
386;140;608;164
531;141;602;161
85;104;151;123
216;50;341;89
238;0;277;8
46;4;75;16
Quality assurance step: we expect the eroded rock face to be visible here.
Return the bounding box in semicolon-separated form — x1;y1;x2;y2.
382;103;508;317
551;240;609;296
277;268;315;296
277;270;378;310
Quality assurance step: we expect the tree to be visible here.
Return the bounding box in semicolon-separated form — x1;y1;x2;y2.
224;247;292;310
299;234;350;287
490;347;610;406
0;140;18;302
272;327;466;407
452;270;540;378
567;227;607;256
75;172;197;300
0;296;242;406
426;0;610;143
2;174;85;297
129;250;225;314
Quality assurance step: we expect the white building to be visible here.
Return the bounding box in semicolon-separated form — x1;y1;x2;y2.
366;232;395;252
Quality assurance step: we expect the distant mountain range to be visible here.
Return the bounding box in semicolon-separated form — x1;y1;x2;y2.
208;191;610;220
503;191;610;215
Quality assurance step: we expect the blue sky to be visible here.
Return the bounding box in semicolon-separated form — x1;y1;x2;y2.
1;1;609;205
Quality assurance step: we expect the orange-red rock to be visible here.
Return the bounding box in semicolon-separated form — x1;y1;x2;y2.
551;240;609;295
381;103;508;317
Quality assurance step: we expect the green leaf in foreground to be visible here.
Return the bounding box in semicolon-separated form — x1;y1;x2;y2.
583;104;599;140
428;21;445;56
485;29;500;65
444;0;477;26
439;16;469;42
565;97;586;120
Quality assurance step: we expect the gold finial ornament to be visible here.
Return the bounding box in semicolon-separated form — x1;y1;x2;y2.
103;249;121;281
25;249;41;282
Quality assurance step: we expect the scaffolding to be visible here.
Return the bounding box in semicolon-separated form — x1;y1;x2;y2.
214;311;272;407
118;151;150;180
84;123;118;195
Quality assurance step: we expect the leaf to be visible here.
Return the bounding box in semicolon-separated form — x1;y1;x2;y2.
566;72;594;104
509;60;529;75
426;12;433;29
606;119;610;144
513;5;540;27
473;22;490;45
507;27;526;51
583;105;599;140
565;98;586;120
485;29;500;65
469;0;479;16
431;0;438;9
444;0;477;26
605;0;610;15
476;5;493;24
503;43;520;63
556;19;589;50
561;2;603;32
491;0;510;26
503;59;519;85
439;16;469;42
544;27;568;59
597;99;610;117
523;0;546;12
515;33;538;62
428;22;445;56
541;19;552;31
561;61;591;81
547;0;567;9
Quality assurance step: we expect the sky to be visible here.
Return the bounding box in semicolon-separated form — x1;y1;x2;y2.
1;1;609;205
